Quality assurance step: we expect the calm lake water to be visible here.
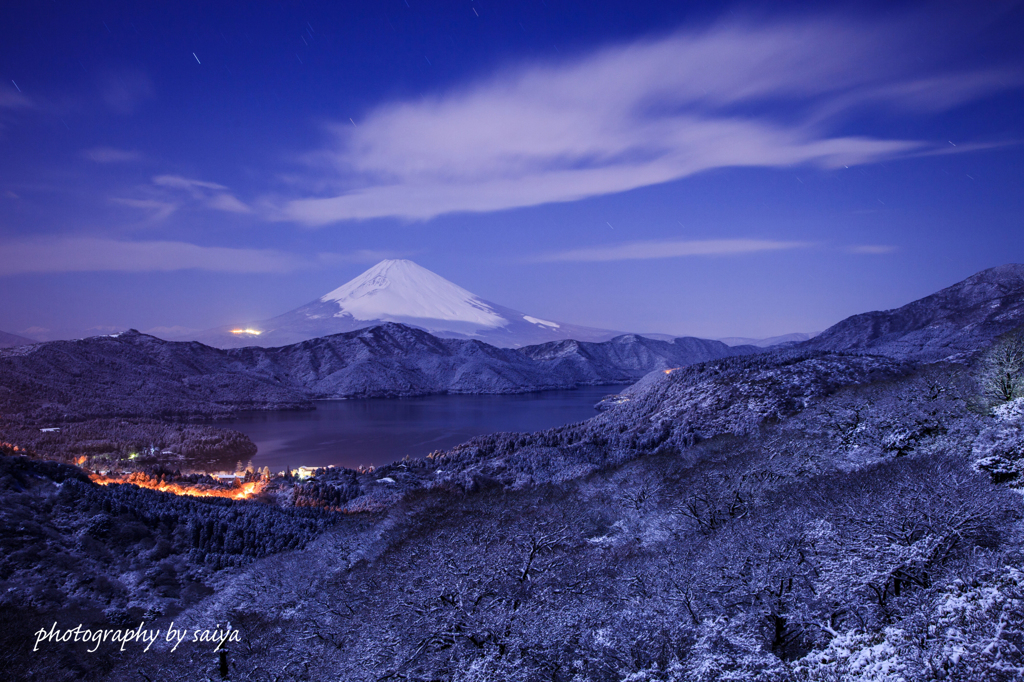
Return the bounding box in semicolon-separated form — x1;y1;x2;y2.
230;385;629;472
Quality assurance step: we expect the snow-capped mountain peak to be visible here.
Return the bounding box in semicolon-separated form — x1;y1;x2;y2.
185;259;630;348
320;259;506;328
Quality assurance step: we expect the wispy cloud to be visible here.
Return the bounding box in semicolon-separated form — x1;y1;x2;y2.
0;90;32;109
143;325;200;338
204;193;253;214
112;175;254;217
110;197;178;221
0;238;313;274
848;244;898;255
806;70;1023;124
535;238;811;263
84;147;142;163
0;237;397;274
152;175;227;192
276;15;1020;224
154;175;252;213
315;249;406;264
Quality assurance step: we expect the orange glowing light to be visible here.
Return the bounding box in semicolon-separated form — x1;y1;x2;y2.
89;471;267;500
76;456;88;466
230;328;262;336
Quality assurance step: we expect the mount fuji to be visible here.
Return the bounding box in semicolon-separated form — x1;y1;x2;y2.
186;259;630;349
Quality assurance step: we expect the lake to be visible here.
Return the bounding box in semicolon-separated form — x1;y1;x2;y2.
229;385;629;472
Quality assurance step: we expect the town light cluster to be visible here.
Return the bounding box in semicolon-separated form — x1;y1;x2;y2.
89;471;267;500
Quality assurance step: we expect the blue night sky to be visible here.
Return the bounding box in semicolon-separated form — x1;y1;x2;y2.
1;1;1022;341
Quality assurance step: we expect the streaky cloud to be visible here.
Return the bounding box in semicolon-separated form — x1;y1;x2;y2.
153;175;227;192
275;15;1021;224
149;175;252;214
0;238;325;274
535;239;811;263
848;244;898;255
110;197;178;221
0;91;32;109
205;193;253;214
84;147;142;163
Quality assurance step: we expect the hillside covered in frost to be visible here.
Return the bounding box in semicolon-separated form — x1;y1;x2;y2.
2;265;1024;681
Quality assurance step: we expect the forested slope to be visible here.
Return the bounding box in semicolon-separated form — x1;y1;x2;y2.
4;266;1024;680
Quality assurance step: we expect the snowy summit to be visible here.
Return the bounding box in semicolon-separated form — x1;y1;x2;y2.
319;260;507;329
185;260;626;348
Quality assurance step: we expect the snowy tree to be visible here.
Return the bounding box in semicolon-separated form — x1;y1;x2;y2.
974;397;1024;485
978;329;1024;408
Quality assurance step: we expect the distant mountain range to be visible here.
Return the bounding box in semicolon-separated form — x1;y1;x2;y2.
0;330;34;349
719;332;817;347
3;263;1023;424
185;259;631;349
0;324;755;421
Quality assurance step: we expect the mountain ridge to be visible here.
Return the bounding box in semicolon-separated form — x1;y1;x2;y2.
0;330;34;349
802;263;1024;360
0;323;757;421
7;263;1024;423
719;332;817;347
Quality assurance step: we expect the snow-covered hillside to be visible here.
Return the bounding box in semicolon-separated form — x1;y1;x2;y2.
802;263;1024;361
